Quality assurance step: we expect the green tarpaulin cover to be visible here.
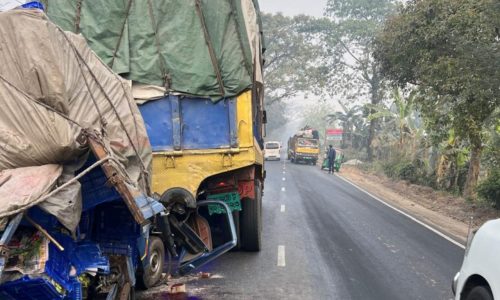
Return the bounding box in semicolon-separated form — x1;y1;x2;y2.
43;0;263;99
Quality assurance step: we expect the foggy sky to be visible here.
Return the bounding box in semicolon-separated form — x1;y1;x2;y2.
259;0;328;17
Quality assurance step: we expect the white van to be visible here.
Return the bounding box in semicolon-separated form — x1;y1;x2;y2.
264;141;281;161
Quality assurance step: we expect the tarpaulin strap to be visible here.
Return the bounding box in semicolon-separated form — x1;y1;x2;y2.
110;0;133;69
75;0;83;33
194;0;225;97
57;28;147;173
147;0;171;90
0;74;83;128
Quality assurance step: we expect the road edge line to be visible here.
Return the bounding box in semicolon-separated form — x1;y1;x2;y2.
336;174;466;249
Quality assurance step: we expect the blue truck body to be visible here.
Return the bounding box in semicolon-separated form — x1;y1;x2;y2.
139;96;239;151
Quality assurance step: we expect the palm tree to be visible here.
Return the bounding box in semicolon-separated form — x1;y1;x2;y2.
326;102;364;149
367;88;419;148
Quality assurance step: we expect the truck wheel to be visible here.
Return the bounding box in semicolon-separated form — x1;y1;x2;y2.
137;236;164;289
465;286;493;300
240;181;262;251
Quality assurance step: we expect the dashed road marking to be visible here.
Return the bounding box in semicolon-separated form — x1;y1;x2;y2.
277;245;286;267
282;177;286;181
280;204;285;212
281;187;286;192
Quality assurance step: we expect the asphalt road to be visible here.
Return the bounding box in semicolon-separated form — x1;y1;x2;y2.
139;159;465;300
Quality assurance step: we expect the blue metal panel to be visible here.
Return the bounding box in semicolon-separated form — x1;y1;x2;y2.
138;98;174;151
139;96;237;150
181;97;235;149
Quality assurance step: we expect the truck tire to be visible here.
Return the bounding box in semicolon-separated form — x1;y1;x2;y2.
465;286;493;300
232;211;241;251
240;181;262;251
137;236;165;290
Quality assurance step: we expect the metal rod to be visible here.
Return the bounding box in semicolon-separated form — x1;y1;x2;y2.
25;215;64;251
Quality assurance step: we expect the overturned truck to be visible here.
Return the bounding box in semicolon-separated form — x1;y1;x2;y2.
0;6;238;300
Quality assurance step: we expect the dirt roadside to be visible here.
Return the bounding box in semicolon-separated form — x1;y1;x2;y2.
336;165;500;244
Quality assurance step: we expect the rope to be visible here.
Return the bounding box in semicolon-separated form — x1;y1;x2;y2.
194;0;225;96
56;27;147;173
110;0;134;69
75;0;83;33
0;157;110;219
0;74;83;128
147;0;171;90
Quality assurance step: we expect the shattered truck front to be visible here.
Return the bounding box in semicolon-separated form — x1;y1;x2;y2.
0;7;163;299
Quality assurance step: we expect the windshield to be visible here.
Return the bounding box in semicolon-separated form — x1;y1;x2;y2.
297;138;318;148
265;142;280;149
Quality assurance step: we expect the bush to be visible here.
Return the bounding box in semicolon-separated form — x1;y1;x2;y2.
477;169;500;208
382;158;426;184
398;161;419;183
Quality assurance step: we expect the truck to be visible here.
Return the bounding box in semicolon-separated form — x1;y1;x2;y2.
42;0;266;253
287;127;320;165
0;0;264;298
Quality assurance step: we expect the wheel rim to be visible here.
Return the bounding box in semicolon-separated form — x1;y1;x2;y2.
149;250;161;274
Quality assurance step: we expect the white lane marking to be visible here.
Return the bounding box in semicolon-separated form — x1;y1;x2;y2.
277;245;286;267
281;187;286;192
280;204;285;212
282;177;286;181
336;175;466;249
283;171;286;174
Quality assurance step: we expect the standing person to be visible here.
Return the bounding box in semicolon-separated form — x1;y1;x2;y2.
327;145;336;174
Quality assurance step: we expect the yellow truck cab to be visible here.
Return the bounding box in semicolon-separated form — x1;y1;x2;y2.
287;130;320;165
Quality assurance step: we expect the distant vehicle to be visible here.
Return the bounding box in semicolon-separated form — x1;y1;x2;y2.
453;219;500;300
264;141;281;161
287;127;320;165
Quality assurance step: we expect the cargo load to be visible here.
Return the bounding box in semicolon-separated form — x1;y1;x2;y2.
0;8;165;299
0;8;152;230
43;0;264;100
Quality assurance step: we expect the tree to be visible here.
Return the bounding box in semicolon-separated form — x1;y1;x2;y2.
367;88;418;148
262;13;326;105
326;102;364;149
301;0;397;161
374;0;500;198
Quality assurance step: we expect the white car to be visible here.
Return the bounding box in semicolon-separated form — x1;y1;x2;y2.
264;141;281;161
453;219;500;300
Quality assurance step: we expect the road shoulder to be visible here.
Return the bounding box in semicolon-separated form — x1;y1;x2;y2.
335;166;484;245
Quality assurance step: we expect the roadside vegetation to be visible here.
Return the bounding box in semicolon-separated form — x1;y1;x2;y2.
263;0;499;208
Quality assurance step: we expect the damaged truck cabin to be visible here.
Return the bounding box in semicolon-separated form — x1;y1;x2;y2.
43;0;267;253
0;8;164;299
